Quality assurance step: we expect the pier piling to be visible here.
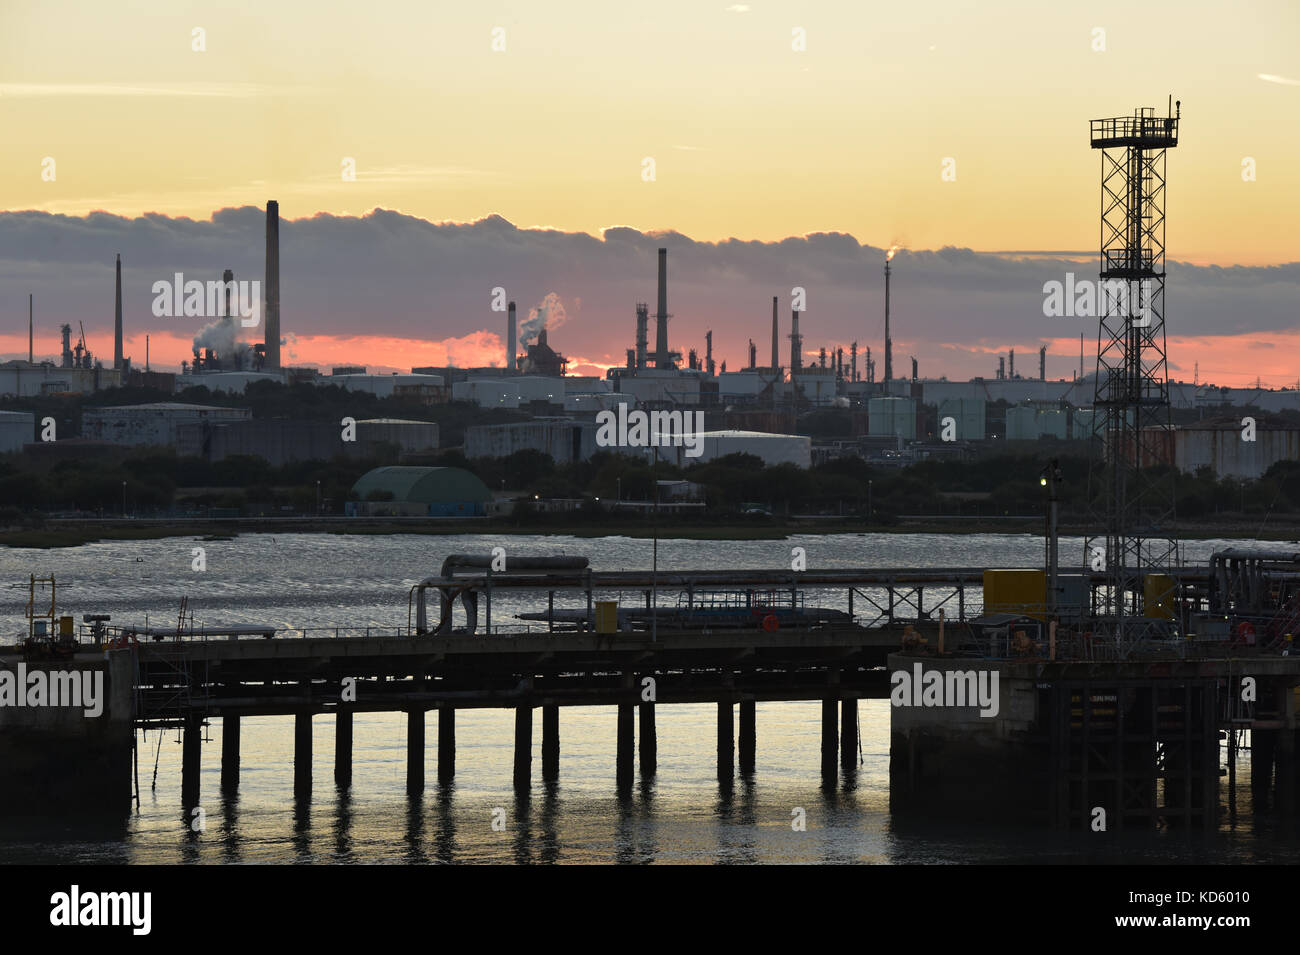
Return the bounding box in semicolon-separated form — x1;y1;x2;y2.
182;715;201;806
220;715;240;792
718;702;734;782
542;704;560;782
639;702;657;778
841;698;858;772
616;704;635;791
513;706;532;791
438;707;455;783
294;713;312;798
738;701;756;775
821;699;838;783
407;709;425;794
335;711;353;788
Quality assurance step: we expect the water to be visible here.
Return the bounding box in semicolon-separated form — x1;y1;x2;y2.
1;532;1297;864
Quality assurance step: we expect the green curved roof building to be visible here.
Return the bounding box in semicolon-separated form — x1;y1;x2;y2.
348;466;490;517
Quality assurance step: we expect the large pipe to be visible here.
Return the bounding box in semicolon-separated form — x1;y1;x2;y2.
507;301;517;374
114;253;123;370
655;248;669;368
264;200;281;370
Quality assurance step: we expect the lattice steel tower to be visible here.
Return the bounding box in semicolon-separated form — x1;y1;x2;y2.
1086;100;1181;634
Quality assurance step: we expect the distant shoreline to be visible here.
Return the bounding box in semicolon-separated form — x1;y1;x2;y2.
3;516;1297;549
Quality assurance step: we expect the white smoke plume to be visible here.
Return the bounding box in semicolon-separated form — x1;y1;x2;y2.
519;292;569;347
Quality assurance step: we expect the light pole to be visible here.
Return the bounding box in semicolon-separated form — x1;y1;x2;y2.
1041;459;1062;618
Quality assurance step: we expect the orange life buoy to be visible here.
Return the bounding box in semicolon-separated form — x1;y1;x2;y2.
761;614;780;632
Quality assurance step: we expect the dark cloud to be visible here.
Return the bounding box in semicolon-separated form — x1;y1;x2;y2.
1;206;1296;376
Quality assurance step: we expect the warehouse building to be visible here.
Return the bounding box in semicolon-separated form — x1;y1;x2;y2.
650;430;811;469
83;402;250;446
346;466;490;517
465;420;598;464
1172;418;1300;480
176;417;438;466
0;410;35;453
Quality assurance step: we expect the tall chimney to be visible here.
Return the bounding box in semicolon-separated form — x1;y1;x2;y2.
223;268;234;319
264;200;281;370
114;253;123;370
654;248;670;368
911;356;918;381
770;296;779;370
748;339;756;369
507;301;517;374
1039;345;1046;380
790;310;802;382
28;294;33;364
705;330;714;376
883;258;892;382
635;303;649;370
1009;348;1015;380
850;341;857;382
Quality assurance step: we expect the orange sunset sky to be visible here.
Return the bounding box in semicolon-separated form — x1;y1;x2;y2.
2;0;1298;386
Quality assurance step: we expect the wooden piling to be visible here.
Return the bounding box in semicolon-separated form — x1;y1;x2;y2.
738;700;756;775
335;711;353;788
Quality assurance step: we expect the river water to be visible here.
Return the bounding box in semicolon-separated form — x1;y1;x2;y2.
2;531;1298;864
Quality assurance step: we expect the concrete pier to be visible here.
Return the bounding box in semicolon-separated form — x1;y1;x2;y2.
639;702;657;777
406;709;424;794
513;706;532;791
718;702;734;782
221;715;240;792
542;704;560;782
294;713;311;797
438;707;455;783
616;704;635;790
738;701;756;775
841;698;858;772
820;699;838;783
334;711;353;788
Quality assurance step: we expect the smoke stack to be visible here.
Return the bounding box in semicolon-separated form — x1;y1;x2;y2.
28;294;32;364
883;258;892;382
705;330;715;376
114;254;123;370
507;301;517;374
790;310;802;380
998;356;1006;379
223;268;234;319
770;296;779;370
654;247;670;368
1039;345;1046;381
1009;348;1015;379
264;200;281;370
635;303;648;370
911;357;918;381
850;341;858;382
748;339;756;369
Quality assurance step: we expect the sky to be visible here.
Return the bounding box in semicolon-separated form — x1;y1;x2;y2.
2;0;1298;386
